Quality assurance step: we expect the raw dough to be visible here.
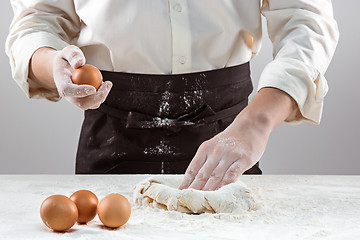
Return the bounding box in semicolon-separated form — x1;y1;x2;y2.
133;176;256;214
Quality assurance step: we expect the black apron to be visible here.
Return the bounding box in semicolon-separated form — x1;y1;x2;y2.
75;62;262;174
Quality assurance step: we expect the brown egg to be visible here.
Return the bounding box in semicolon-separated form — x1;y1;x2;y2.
40;195;78;232
98;193;131;228
71;64;103;90
70;190;98;224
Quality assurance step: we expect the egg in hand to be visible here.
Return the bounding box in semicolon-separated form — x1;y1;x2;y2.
71;64;103;90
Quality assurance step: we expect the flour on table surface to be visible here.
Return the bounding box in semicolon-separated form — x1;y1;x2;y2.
1;175;360;240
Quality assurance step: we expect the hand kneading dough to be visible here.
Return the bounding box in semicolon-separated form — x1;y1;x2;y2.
133;176;256;214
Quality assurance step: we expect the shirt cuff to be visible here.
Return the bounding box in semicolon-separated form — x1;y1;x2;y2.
257;58;329;124
9;32;69;101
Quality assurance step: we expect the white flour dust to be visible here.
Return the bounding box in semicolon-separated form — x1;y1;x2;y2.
157;74;206;116
218;138;240;146
158;90;171;116
152;117;173;127
106;136;115;144
143;139;175;155
182;90;203;111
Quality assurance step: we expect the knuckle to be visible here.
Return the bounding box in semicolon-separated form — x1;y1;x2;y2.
200;141;211;151
235;150;247;159
64;45;79;53
186;168;195;176
84;87;95;96
62;46;84;64
234;160;245;170
183;172;193;181
236;151;251;166
209;172;222;182
213;146;223;155
69;51;80;60
61;46;74;57
227;169;238;179
195;172;207;182
224;167;241;183
240;152;249;160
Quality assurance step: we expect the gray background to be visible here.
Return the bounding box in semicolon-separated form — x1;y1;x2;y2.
0;1;358;174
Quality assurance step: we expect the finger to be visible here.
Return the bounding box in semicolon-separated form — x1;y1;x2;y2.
202;154;237;191
219;160;247;188
75;81;112;110
61;45;86;69
188;147;225;190
178;142;209;190
61;84;96;98
88;81;113;109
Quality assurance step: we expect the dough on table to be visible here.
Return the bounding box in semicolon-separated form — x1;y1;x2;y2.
133;176;256;214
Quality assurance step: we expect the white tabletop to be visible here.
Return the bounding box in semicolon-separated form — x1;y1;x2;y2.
0;175;359;240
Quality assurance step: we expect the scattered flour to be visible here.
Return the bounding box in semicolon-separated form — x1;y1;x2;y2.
158;90;171;116
1;175;359;240
143;139;175;155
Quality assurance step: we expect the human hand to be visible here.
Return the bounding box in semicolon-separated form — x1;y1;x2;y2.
179;113;271;191
53;45;112;110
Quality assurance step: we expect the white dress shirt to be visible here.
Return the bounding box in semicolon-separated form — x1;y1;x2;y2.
5;0;339;124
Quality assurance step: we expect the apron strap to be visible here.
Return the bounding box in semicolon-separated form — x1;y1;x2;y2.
97;98;248;132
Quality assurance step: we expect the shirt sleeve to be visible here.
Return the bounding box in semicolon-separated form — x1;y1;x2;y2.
259;0;339;124
5;0;81;101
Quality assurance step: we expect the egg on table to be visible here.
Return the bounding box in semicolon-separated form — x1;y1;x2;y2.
98;193;131;228
70;190;98;224
40;195;78;232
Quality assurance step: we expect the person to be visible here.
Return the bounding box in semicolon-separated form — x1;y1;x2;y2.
6;0;339;191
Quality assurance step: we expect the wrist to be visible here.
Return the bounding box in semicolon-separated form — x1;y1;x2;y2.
29;47;58;89
233;87;298;133
234;108;274;136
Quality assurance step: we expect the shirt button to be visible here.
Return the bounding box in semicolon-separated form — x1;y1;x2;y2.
173;4;182;12
178;56;186;64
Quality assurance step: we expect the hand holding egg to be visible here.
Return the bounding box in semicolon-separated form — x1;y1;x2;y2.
53;45;113;110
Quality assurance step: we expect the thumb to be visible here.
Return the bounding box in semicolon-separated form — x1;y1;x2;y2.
61;45;86;69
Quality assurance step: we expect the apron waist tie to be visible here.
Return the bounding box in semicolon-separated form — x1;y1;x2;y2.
97;99;248;132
